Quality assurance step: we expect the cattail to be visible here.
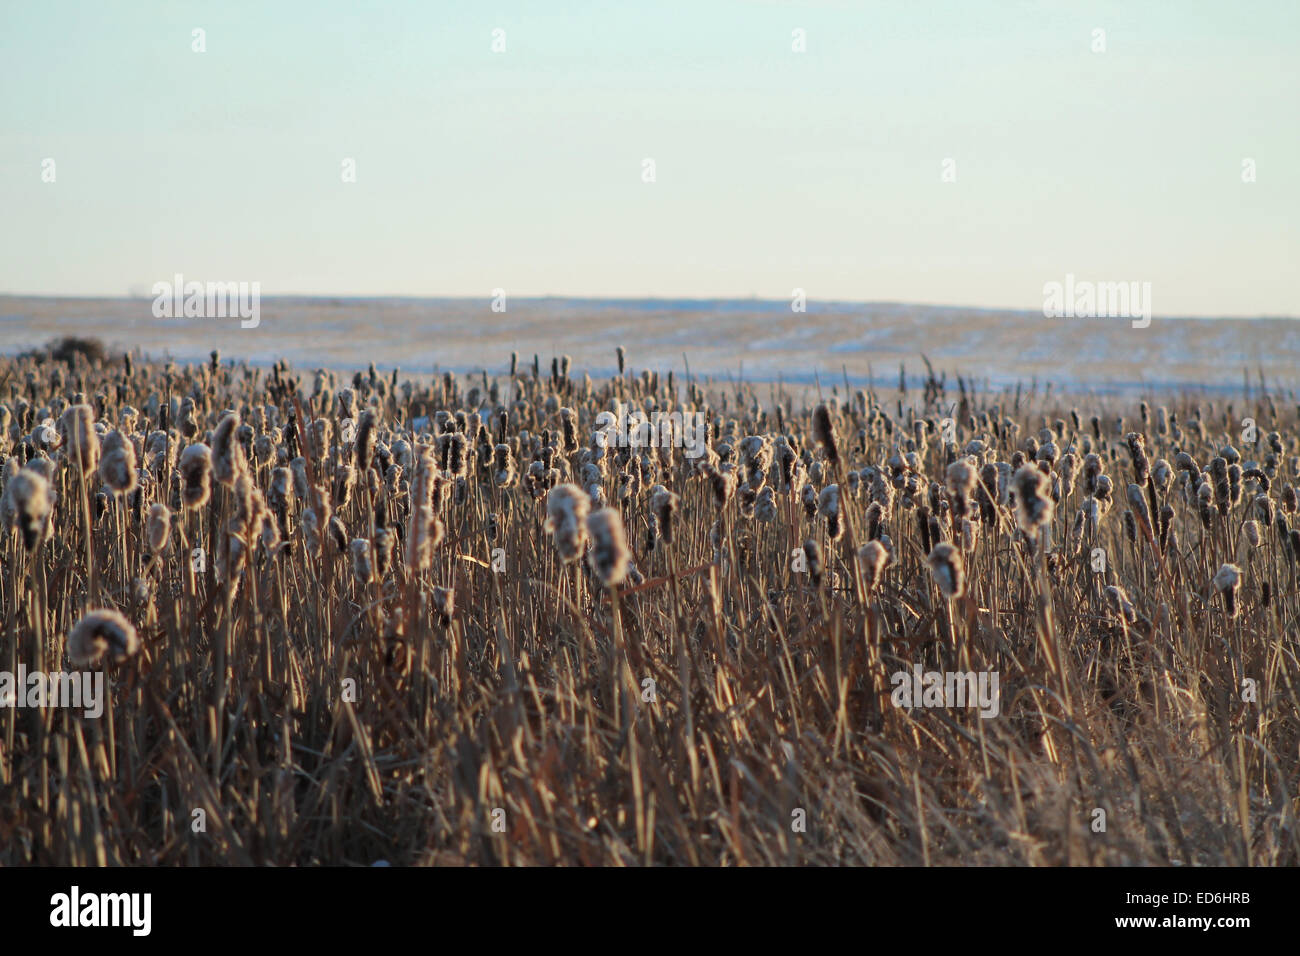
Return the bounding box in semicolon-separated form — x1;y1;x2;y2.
431;586;456;626
443;431;468;477
858;539;888;589
770;437;796;489
327;516;348;552
1124;432;1150;485
927;541;964;599
1122;509;1137;544
586;508;630;587
738;435;771;489
288;457;309;502
546;484;591;561
405;504;443;573
651;488;679;545
100;429;138;495
1213;563;1242;618
1243;519;1261;549
68;608;139;666
1104;585;1137;624
819;484;843;540
812;404;839;467
493;443;515;487
373;526;396;577
1081;453;1102;496
230;471;261;534
146;502;171;554
267;466;291;518
301;507;322;558
1012;465;1054;535
1094;474;1114;513
354;409;377;472
803;539;825;586
1159;503;1175;551
559;408;579;454
801;483;817;520
333;463;356;508
1126;482;1151;538
58;404;100;476
945;457;978;519
211;411;246;486
309;418;333;463
1154;463;1175;496
350;538;373;584
1209;457;1230;515
705;463;737;508
1197;481;1217;529
336;387;356;422
755;486;777;522
1;469;52;549
258;510;281;554
178;443;212;509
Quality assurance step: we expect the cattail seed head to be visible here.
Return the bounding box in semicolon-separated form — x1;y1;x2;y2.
99;429;138;494
927;541;965;599
58;404;100;476
350;538;374;584
1213;563;1243;618
354;409;377;472
812;404;839;467
178;443;213;509
146;502;171;554
946;457;978;519
546;483;591;562
818;484;843;540
211;411;246;486
1012;465;1054;535
858;539;888;589
431;586;456;626
1;469;52;550
586;508;630;587
803;539;825;586
1104;585;1137;624
651;488;680;545
68;608;139;666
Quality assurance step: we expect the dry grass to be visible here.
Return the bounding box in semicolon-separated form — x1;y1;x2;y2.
0;348;1297;866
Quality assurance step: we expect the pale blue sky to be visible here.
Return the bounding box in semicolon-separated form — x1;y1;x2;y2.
1;0;1295;315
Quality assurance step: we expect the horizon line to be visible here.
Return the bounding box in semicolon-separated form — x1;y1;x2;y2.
0;291;1295;323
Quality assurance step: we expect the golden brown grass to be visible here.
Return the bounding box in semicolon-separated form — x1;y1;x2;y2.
0;349;1297;866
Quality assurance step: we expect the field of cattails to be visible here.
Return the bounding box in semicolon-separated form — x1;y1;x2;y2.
1;342;1297;866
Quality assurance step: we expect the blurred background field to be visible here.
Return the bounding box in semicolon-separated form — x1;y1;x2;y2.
2;295;1296;396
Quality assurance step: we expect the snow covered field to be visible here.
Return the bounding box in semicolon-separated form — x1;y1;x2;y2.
1;295;1295;397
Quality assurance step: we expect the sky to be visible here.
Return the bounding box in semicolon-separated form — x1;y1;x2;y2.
0;0;1296;316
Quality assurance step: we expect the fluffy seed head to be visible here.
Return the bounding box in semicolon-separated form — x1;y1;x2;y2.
586;508;630;587
58;404;100;476
1012;465;1054;535
2;469;52;550
211;411;246;486
68;608;139;666
146;503;171;553
100;430;138;494
927;542;965;599
545;483;591;562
